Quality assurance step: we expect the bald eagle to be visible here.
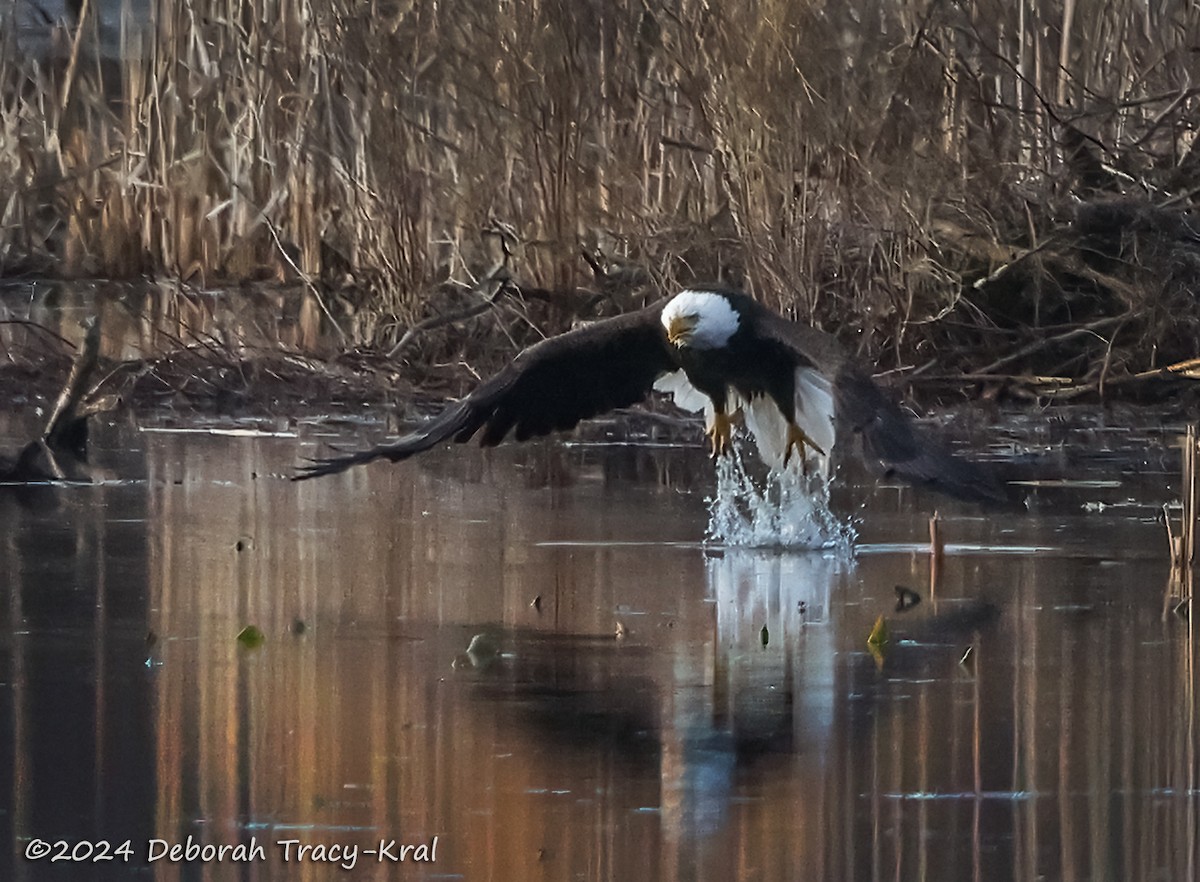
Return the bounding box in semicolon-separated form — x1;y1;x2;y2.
295;286;1006;504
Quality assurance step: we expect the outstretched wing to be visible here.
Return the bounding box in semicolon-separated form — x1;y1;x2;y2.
749;306;1011;505
831;365;1010;504
294;304;676;480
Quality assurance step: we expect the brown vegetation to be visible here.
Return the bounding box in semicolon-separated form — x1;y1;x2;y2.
2;0;1199;400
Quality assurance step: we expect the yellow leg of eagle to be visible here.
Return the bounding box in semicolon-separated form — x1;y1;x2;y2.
783;422;826;472
707;410;735;458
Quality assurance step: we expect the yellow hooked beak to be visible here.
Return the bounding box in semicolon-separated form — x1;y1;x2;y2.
667;314;697;346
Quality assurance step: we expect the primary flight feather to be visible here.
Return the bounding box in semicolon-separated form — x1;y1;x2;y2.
294;285;1007;505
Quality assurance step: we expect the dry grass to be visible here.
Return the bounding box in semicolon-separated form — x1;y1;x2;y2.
2;0;1199;396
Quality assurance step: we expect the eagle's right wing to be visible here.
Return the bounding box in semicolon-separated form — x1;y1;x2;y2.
294;303;676;480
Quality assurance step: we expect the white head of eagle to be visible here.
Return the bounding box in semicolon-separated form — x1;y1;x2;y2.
661;289;740;350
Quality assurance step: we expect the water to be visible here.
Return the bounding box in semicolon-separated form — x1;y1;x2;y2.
706;443;854;549
0;415;1196;881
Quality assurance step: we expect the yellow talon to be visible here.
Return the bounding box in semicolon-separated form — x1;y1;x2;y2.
707;411;734;458
783;422;825;472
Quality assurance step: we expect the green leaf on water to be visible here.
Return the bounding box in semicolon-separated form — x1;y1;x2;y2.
237;625;265;648
866;615;890;668
866;615;890;647
760;624;769;647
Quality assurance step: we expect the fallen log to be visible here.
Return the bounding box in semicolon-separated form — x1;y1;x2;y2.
1;314;106;484
42;314;103;454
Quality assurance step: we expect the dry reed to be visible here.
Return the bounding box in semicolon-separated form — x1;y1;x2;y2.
1;0;1198;390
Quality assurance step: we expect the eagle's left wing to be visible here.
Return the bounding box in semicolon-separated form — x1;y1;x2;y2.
751;308;1012;505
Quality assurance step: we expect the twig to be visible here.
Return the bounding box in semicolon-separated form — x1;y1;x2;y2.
1184;426;1197;572
43;316;102;447
973;316;1126;375
1096;316;1129;398
58;0;91;116
660;136;713;154
387;264;510;359
1107;357;1200;385
1127;82;1199;150
875;358;938;379
0;319;77;350
263;217;347;345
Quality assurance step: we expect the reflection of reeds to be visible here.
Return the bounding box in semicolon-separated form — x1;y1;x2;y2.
4;434;1199;881
1166;424;1197;606
1184;425;1198;573
929;510;943;600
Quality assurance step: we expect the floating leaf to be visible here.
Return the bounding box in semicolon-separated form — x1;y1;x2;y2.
866;615;890;668
867;615;890;647
237;625;265;648
760;624;769;647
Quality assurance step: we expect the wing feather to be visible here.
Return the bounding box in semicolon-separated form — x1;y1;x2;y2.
293;304;675;480
832;364;1010;504
748;304;1010;505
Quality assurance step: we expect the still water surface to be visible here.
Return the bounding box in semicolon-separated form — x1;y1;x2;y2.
0;417;1196;881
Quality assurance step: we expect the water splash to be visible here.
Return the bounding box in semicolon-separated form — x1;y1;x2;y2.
705;440;856;550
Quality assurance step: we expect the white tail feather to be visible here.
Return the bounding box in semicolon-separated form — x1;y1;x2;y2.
655;367;835;474
742;368;835;474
